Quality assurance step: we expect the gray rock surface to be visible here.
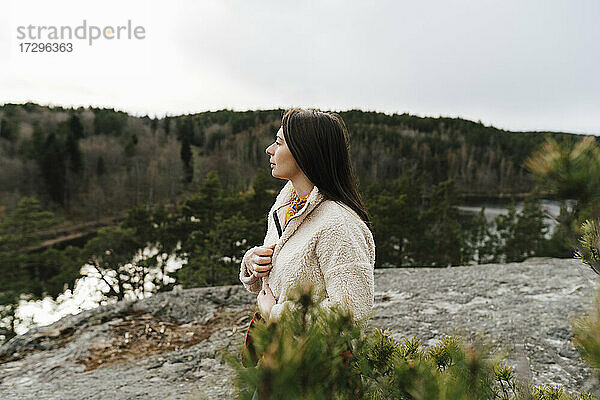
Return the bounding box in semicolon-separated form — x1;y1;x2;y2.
0;258;598;399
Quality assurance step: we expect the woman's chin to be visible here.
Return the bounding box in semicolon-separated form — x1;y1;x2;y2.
270;170;287;180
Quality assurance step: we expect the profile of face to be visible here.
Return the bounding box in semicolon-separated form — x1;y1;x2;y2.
265;126;302;180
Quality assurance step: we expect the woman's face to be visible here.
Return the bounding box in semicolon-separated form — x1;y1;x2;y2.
265;126;302;180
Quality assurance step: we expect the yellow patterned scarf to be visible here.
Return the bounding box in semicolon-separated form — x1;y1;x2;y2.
285;189;309;224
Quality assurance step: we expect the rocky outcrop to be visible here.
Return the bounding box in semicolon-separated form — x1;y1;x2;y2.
0;258;598;399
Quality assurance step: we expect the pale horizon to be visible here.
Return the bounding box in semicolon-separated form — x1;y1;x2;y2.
0;99;594;136
1;0;599;136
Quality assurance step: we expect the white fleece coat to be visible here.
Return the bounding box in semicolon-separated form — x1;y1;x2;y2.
239;180;376;323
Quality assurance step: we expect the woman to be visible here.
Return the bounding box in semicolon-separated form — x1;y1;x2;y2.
239;108;376;324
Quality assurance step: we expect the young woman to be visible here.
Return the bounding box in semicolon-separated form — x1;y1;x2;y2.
239;108;376;324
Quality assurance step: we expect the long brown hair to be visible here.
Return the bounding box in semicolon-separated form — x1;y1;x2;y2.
281;108;371;228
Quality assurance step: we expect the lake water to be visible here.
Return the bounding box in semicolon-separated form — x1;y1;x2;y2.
457;199;567;237
13;244;185;335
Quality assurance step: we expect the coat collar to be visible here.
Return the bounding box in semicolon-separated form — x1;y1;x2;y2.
264;180;327;289
270;181;326;258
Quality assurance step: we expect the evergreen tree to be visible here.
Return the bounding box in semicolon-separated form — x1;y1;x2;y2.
25;246;82;298
366;184;412;267
18;122;45;160
418;180;464;266
78;226;168;302
365;171;424;267
93;108;127;136
150;117;158;134
493;197;549;263
176;213;256;287
514;195;550;258
574;219;600;275
526;136;600;214
121;206;156;246
180;135;193;184
68;114;84;139
30;123;45;160
178;117;194;141
119;203;185;292
0;197;61;252
164;116;171;135
247;169;277;221
96;156;106;176
178;118;198;183
0;197;61;343
526;136;600;255
40;133;66;205
465;207;498;264
544;203;578;258
573;223;600;391
181;171;223;229
173;171;264;287
124;134;138;157
65;130;83;173
0;118;15;141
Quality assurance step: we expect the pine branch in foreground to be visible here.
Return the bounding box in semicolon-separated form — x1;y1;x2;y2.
218;283;594;400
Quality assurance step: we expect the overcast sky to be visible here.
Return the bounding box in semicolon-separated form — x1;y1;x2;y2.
1;0;598;134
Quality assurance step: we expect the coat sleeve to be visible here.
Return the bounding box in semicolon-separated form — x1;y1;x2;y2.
240;203;277;295
313;220;376;324
239;246;263;294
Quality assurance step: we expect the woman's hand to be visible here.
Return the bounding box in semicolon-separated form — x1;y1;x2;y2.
257;283;276;317
247;243;276;278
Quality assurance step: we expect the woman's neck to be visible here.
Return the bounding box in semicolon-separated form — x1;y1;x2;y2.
290;177;314;199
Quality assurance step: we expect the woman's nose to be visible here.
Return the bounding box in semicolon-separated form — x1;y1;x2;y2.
265;144;272;155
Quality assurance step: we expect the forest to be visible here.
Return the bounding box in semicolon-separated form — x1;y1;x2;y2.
1;102;599;344
0;102;586;218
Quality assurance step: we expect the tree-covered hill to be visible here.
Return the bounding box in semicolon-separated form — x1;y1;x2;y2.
0;102;588;221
